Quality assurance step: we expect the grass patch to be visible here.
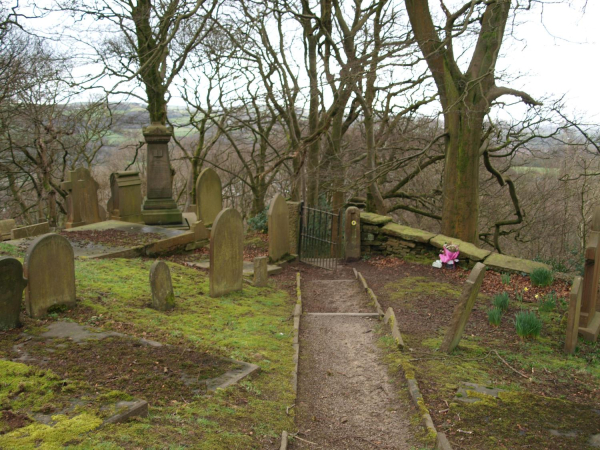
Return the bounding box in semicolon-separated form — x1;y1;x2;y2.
386;276;462;303
1;258;296;448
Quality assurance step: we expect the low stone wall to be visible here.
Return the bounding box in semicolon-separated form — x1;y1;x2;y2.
360;212;551;275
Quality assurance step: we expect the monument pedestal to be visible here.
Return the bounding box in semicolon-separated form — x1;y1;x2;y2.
141;123;183;226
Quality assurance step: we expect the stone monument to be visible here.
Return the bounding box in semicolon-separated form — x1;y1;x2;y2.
253;256;268;287
0;219;15;241
196;168;222;226
150;261;175;311
108;171;143;223
268;193;290;263
209;208;243;297
23;234;76;319
0;257;28;330
61;167;101;228
141;123;182;225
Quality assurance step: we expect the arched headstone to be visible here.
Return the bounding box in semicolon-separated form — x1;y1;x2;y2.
150;261;175;311
345;207;361;261
196;168;223;227
209;208;243;297
0;257;27;330
24;234;76;318
268;193;290;263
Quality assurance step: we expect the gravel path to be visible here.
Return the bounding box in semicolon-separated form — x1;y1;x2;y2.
293;270;413;449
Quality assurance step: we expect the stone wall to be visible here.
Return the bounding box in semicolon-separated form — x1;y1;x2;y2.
360;212;551;275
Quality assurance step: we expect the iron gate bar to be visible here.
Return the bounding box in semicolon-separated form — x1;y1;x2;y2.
299;205;341;271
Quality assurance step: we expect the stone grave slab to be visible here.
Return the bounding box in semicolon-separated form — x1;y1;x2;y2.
0;219;15;241
454;382;505;404
253;256;268;287
190;260;282;276
62;167;102;228
209;208;243;297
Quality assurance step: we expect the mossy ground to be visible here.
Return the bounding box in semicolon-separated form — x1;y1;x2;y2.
355;260;600;449
0;257;295;449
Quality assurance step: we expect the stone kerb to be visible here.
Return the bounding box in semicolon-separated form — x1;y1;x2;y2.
209;208;243;297
196;168;223;227
345;207;361;261
149;261;175;311
268;193;290;263
440;262;487;353
0;257;28;330
11;222;50;240
24;234;76;319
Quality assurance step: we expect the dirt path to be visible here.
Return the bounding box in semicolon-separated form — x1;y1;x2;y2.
293;265;414;449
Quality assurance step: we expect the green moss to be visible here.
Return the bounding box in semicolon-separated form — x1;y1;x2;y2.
386;277;462;303
0;413;103;449
0;242;23;258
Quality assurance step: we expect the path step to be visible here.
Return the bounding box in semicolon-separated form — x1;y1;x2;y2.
305;312;380;317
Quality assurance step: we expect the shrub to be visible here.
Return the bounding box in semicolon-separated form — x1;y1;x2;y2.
493;292;510;312
515;311;542;339
488;308;503;326
247;207;269;233
530;267;554;287
501;273;511;285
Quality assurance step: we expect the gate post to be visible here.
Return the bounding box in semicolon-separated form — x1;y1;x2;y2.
345;207;361;261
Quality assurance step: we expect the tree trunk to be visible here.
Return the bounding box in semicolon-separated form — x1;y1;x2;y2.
441;106;485;243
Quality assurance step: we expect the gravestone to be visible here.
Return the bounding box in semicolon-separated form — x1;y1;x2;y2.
209;208;243;297
440;262;487;353
579;206;600;341
0;219;15;241
23;234;76;319
345;207;361;261
108;171;143;223
287;201;301;254
149;261;175;311
565;276;583;354
193;220;210;241
268;194;290;263
61;167;101;228
141;123;183;225
253;256;268;287
196;168;222;226
0;257;28;330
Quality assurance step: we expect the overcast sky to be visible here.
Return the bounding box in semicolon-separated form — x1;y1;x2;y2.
498;1;599;120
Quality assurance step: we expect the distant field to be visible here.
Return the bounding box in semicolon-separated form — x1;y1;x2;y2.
511;166;559;176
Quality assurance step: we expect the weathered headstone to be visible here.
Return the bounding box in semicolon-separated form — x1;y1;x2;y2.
345;207;361;261
440;262;487;353
0;257;28;330
108;171;143;223
24;234;76;319
565;276;583;354
61;167;102;228
193;220;210;241
253;256;268;287
0;219;15;241
141;123;183;225
196;168;222;227
268;194;290;263
11;222;50;240
210;208;243;297
149;261;175;311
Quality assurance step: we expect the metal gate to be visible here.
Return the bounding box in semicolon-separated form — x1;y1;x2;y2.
299;204;341;270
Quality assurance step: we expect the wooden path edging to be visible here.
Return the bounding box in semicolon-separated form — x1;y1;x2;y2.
354;270;452;450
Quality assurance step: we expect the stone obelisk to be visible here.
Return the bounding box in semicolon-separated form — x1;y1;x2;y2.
141;122;183;225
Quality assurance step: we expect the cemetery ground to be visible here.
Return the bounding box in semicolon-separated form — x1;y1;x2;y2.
354;255;600;449
0;240;296;449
